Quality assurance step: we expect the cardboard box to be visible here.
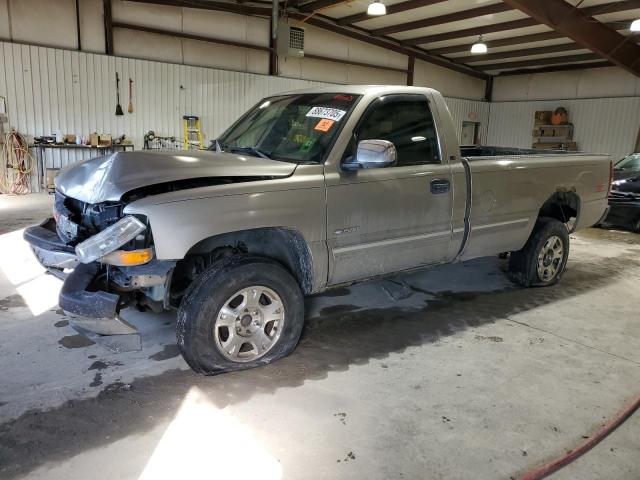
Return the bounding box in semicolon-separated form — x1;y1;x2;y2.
98;134;112;147
534;111;552;125
89;133;99;147
64;134;76;144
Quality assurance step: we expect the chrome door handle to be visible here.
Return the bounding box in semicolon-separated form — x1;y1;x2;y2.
430;179;450;194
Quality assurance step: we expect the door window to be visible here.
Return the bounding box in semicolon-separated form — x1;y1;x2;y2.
347;95;440;166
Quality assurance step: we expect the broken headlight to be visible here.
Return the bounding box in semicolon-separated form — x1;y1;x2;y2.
75;216;147;264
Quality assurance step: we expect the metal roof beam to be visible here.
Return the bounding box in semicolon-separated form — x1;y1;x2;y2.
478;53;601;71
458;42;584;63
372;3;513;36
501;0;640;78
337;0;446;26
428;20;636;55
402;0;640;46
498;61;611;76
296;14;490;79
127;0;489;80
298;0;345;13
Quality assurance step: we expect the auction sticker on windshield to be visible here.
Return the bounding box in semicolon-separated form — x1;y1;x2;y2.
306;106;347;122
314;119;335;132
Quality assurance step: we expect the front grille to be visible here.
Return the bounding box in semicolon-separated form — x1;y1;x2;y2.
608;191;640;203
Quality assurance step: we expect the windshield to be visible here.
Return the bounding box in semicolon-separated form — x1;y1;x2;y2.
214;93;361;163
615;153;640;171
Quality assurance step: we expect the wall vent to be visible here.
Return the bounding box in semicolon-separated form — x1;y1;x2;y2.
277;21;304;57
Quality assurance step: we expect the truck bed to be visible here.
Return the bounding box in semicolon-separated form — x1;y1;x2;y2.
456;145;610;261
461;145;586;158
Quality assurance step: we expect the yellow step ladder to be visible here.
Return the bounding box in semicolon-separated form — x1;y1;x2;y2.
182;115;204;150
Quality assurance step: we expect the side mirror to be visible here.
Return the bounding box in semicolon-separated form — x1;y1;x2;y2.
343;139;398;171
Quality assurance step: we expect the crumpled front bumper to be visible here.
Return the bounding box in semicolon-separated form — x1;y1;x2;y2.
23;218;79;278
24;218;141;351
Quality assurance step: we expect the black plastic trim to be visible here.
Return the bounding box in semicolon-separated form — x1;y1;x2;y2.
59;262;120;318
23;218;75;253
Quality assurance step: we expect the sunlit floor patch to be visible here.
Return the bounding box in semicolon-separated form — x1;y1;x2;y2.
0;227;59;316
15;274;62;316
0;228;46;287
138;387;282;480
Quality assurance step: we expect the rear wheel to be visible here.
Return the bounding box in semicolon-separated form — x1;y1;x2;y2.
508;217;569;287
177;255;304;374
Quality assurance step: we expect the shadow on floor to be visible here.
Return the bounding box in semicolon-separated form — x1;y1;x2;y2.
0;251;638;478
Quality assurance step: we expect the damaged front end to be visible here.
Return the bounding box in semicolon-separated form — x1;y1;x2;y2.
24;192;175;352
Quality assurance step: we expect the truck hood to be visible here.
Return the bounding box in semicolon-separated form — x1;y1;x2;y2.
55;150;297;204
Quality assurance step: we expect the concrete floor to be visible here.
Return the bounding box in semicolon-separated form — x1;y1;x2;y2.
0;193;638;480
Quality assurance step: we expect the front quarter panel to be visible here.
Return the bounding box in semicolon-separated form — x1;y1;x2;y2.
124;164;327;287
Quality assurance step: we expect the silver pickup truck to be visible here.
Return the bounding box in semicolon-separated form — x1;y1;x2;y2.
24;86;612;374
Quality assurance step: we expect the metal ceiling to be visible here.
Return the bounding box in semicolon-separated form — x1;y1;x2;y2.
129;0;640;79
309;0;640;76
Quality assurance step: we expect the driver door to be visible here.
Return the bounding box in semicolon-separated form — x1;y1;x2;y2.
325;94;453;285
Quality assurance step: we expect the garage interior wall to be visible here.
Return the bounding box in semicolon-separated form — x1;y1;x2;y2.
0;40;489;189
0;0;491;190
0;0;487;100
487;67;640;160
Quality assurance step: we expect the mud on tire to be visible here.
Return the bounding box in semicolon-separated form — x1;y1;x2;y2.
508;217;570;287
177;255;305;375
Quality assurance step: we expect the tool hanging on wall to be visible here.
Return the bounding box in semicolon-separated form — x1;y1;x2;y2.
115;72;124;116
128;78;134;114
182;116;204;150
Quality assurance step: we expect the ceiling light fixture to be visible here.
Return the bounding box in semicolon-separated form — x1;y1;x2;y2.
630;19;640;32
471;35;488;54
367;0;386;16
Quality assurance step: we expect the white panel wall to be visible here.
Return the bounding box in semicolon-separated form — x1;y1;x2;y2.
487;97;640;159
413;59;486;101
490;66;640;159
0;41;328;190
1;0;488;101
444;97;490;145
0;38;488;192
493;66;640;102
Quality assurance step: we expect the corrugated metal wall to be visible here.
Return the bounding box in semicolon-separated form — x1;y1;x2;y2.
487;97;640;160
444;97;490;145
0;40;489;191
0;41;328;190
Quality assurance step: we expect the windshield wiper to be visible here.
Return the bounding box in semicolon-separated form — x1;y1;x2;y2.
226;146;273;159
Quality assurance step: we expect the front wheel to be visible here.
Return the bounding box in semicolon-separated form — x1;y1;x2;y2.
177;255;305;374
508;217;569;287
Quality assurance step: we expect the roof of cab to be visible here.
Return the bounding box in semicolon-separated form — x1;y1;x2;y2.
281;85;440;97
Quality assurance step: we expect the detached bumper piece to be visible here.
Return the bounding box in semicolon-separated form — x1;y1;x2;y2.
60;263;141;352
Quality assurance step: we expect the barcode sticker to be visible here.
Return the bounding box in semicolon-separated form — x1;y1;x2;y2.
306;106;347;122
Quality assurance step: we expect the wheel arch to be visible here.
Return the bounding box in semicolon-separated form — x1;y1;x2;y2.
538;191;581;231
180;227;315;295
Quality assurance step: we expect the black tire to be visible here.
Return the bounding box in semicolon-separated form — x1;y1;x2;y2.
177;255;304;375
508;217;569;287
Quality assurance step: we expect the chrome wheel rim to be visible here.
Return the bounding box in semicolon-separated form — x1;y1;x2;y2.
214;286;285;362
537;235;564;282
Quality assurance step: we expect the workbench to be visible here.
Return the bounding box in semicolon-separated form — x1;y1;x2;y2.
30;143;135;190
